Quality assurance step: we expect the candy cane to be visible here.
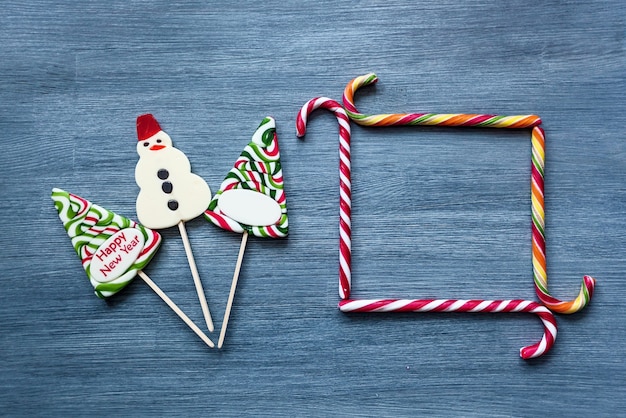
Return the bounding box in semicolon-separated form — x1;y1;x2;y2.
342;73;596;314
343;73;542;128
530;126;596;313
296;97;352;299
339;299;556;359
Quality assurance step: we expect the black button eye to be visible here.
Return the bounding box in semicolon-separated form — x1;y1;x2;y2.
156;139;162;143
143;142;149;147
167;200;179;211
157;169;169;180
162;181;173;193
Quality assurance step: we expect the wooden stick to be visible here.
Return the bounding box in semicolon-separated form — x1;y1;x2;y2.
178;221;214;332
218;231;249;349
137;270;214;348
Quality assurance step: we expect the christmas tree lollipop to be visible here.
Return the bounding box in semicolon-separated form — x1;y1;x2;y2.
134;114;215;332
204;117;288;348
51;188;214;348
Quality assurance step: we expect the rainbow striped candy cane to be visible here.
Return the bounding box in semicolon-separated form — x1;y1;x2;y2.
296;98;352;299
296;98;557;358
343;73;595;314
530;127;596;313
343;73;542;129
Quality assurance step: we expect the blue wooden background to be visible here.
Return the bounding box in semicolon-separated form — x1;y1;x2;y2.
1;1;624;416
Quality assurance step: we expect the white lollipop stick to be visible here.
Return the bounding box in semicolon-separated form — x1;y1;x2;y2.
138;270;214;348
178;221;215;332
218;231;249;349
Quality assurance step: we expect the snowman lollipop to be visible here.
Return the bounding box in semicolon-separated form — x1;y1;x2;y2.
135;114;215;332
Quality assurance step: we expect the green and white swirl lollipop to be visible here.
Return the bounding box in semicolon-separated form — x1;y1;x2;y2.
52;188;213;348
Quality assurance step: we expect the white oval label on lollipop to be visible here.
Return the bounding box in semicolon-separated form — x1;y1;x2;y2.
134;114;212;229
90;228;146;283
217;189;282;227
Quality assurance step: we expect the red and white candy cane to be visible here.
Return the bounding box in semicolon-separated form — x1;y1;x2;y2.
339;299;557;359
296;97;352;299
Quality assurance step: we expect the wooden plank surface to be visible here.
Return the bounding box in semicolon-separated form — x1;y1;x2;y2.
1;1;624;416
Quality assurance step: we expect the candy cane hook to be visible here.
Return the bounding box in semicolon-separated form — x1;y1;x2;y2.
296;97;352;299
339;298;557;359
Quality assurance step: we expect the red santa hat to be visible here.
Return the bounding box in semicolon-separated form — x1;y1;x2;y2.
136;114;163;141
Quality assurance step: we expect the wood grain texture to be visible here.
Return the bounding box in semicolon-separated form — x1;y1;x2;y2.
1;0;624;416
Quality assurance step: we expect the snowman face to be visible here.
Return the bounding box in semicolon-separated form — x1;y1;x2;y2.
136;131;173;157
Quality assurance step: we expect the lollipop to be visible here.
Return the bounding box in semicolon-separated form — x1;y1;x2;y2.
204;116;288;348
51;188;214;348
134;113;215;331
343;74;596;314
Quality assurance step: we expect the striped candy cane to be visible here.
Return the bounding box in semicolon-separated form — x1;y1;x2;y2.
339;299;557;359
343;73;542;128
531;126;596;313
296;97;352;299
342;73;596;314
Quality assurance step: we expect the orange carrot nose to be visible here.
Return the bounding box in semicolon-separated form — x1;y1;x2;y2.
149;145;166;151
